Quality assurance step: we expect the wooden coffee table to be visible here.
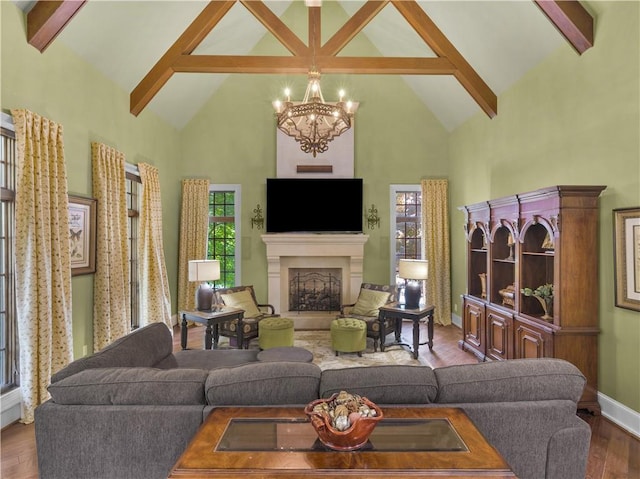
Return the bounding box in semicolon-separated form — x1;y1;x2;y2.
169;406;515;478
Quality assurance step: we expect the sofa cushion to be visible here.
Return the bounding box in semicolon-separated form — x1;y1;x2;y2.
48;368;208;405
205;361;321;405
319;365;438;404
220;289;261;318
434;358;586;404
51;323;175;383
351;288;391;316
170;349;259;369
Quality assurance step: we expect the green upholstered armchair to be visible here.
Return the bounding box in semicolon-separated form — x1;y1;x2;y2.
214;285;278;348
337;283;397;352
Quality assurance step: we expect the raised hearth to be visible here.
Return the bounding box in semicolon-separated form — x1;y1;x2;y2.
262;234;369;329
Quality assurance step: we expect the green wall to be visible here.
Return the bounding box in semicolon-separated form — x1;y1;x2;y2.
449;1;640;411
1;1;182;358
2;0;638;415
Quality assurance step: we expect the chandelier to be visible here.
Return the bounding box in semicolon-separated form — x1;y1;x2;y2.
273;71;354;157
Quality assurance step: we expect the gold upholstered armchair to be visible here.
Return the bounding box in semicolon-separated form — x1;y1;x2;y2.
337;283;398;352
214;285;278;348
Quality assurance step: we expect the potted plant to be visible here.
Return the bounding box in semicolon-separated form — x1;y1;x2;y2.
521;283;554;320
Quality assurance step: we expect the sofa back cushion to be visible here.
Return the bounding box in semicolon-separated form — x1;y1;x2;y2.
434;358;586;404
320;365;438;404
205;362;321;405
51;323;175;383
48;368;209;405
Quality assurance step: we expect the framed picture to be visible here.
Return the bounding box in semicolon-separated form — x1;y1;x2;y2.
613;207;640;311
68;195;97;276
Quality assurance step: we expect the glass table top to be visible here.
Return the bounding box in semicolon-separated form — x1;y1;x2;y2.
217;417;468;452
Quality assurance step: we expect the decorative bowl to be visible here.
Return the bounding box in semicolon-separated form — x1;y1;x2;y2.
304;392;384;451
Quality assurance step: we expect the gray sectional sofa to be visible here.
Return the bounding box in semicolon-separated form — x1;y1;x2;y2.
35;323;591;479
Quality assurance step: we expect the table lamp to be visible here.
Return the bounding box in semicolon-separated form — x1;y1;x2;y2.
188;259;220;311
398;259;429;309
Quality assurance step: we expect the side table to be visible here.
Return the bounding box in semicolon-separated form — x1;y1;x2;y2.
378;303;435;359
180;308;245;350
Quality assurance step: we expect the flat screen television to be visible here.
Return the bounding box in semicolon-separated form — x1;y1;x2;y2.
266;178;363;233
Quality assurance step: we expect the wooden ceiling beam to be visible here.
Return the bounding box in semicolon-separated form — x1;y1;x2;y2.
533;0;593;54
391;0;497;118
321;0;389;57
27;0;87;53
173;55;455;75
131;0;496;118
308;6;321;61
173;55;310;74
130;1;235;117
240;1;308;56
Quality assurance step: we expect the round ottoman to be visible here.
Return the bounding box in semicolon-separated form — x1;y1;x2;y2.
258;317;294;350
257;346;313;363
331;318;366;356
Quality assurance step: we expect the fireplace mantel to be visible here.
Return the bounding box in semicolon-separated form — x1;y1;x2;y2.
261;234;369;316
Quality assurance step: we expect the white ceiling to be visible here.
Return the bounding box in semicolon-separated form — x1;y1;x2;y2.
15;1;567;131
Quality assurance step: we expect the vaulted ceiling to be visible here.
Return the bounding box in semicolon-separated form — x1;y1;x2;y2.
16;0;594;131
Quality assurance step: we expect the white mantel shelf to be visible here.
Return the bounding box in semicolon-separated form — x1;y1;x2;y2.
261;234;369;317
261;233;369;252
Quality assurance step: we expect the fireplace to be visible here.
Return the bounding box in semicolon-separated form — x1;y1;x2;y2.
261;234;369;327
289;268;341;312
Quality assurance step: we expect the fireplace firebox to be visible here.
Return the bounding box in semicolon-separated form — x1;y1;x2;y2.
289;269;341;312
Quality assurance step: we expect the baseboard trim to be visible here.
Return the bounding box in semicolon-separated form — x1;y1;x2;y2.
598;391;640;439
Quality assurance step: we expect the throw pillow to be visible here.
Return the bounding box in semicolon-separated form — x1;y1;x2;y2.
351;288;390;316
220;289;261;318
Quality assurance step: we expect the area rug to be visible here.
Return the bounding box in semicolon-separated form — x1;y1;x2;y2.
294;330;430;370
218;330;429;370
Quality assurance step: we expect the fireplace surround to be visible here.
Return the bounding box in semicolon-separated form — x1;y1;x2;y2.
262;234;369;328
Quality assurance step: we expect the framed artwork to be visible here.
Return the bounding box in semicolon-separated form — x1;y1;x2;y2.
68;195;97;276
613;207;640;311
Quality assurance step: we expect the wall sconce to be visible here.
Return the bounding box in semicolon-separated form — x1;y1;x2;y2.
366;204;380;229
251;204;264;230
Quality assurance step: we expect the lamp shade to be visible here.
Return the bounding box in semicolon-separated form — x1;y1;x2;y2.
188;260;220;282
398;259;429;280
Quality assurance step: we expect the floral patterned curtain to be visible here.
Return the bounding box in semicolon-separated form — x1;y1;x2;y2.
422;179;451;326
11;109;73;423
177;179;210;313
138;163;172;330
92;142;130;350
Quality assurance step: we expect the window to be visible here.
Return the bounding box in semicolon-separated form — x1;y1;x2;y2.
208;185;241;288
1;115;17;393
389;185;423;287
126;165;141;329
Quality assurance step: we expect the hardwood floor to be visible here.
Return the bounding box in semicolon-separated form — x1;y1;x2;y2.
2;323;638;479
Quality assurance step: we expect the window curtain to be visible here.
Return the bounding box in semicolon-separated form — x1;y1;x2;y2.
421;179;451;326
177;179;210;312
92;142;130;350
138;163;172;330
11;109;73;423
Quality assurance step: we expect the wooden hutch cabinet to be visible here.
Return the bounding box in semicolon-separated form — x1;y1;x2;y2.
459;185;606;413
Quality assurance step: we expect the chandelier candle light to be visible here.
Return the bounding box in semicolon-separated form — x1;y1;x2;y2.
273;71;355;157
188;260;221;311
398;259;429;309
